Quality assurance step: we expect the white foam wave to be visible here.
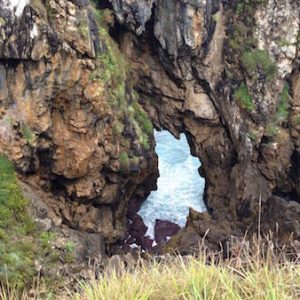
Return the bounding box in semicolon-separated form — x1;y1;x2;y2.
138;130;206;238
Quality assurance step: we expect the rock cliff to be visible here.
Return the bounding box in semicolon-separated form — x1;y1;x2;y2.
1;0;300;259
107;0;300;252
0;0;157;257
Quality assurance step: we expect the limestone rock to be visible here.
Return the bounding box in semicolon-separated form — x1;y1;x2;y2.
0;0;158;250
111;0;300;253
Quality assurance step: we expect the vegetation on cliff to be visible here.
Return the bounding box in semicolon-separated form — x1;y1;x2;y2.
227;1;278;115
89;5;153;152
0;156;59;289
0;155;36;287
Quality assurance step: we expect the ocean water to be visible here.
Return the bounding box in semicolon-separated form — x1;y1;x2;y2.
138;130;206;238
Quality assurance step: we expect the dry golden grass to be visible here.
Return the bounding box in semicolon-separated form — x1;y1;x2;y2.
2;236;300;300
76;254;300;300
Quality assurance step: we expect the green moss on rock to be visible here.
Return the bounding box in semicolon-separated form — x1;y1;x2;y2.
89;4;153;150
234;83;255;112
0;156;60;288
119;152;129;171
241;50;277;80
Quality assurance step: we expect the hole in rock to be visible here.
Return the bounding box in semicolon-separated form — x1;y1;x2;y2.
138;130;206;240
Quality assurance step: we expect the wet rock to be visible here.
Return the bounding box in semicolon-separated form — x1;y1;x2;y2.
154;220;180;244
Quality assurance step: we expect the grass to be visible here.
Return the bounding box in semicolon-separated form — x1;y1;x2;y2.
0;155;36;287
265;83;291;137
5;255;300;299
0;17;6;26
2;229;300;299
76;244;300;300
0;156;61;289
296;29;300;46
265;123;280;137
234;83;255;112
20;122;34;145
227;1;265;57
227;1;278;85
78;13;90;40
248;130;258;142
293;114;300;126
241;50;277;80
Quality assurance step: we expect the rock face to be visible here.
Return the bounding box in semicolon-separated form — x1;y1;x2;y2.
108;0;300;252
0;0;158;256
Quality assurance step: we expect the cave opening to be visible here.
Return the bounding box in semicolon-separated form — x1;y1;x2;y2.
138;130;206;239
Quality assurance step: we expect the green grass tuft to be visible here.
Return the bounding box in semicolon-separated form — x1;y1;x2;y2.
248;130;258;142
241;50;277;80
0;156;61;288
21;123;34;145
234;83;255;112
266;122;280;137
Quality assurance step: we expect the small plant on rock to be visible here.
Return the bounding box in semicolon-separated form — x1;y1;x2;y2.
234;83;255;112
119;152;129;172
241;50;277;80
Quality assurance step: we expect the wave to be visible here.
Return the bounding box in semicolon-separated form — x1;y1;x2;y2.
138;130;206;238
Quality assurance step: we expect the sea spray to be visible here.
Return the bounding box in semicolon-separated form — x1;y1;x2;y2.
138;130;206;238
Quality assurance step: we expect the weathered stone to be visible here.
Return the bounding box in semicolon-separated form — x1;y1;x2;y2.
184;86;217;120
154;220;180;244
112;0;300;253
0;0;158;254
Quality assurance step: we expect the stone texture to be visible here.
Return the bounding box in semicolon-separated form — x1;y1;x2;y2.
0;0;158;251
110;0;300;252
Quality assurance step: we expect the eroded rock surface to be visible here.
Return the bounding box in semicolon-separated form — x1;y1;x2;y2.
0;0;158;260
108;0;300;252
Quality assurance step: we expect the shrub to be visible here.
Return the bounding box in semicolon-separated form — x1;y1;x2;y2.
21;122;34;145
0;156;60;288
241;50;277;80
234;83;255;112
266;122;280;137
